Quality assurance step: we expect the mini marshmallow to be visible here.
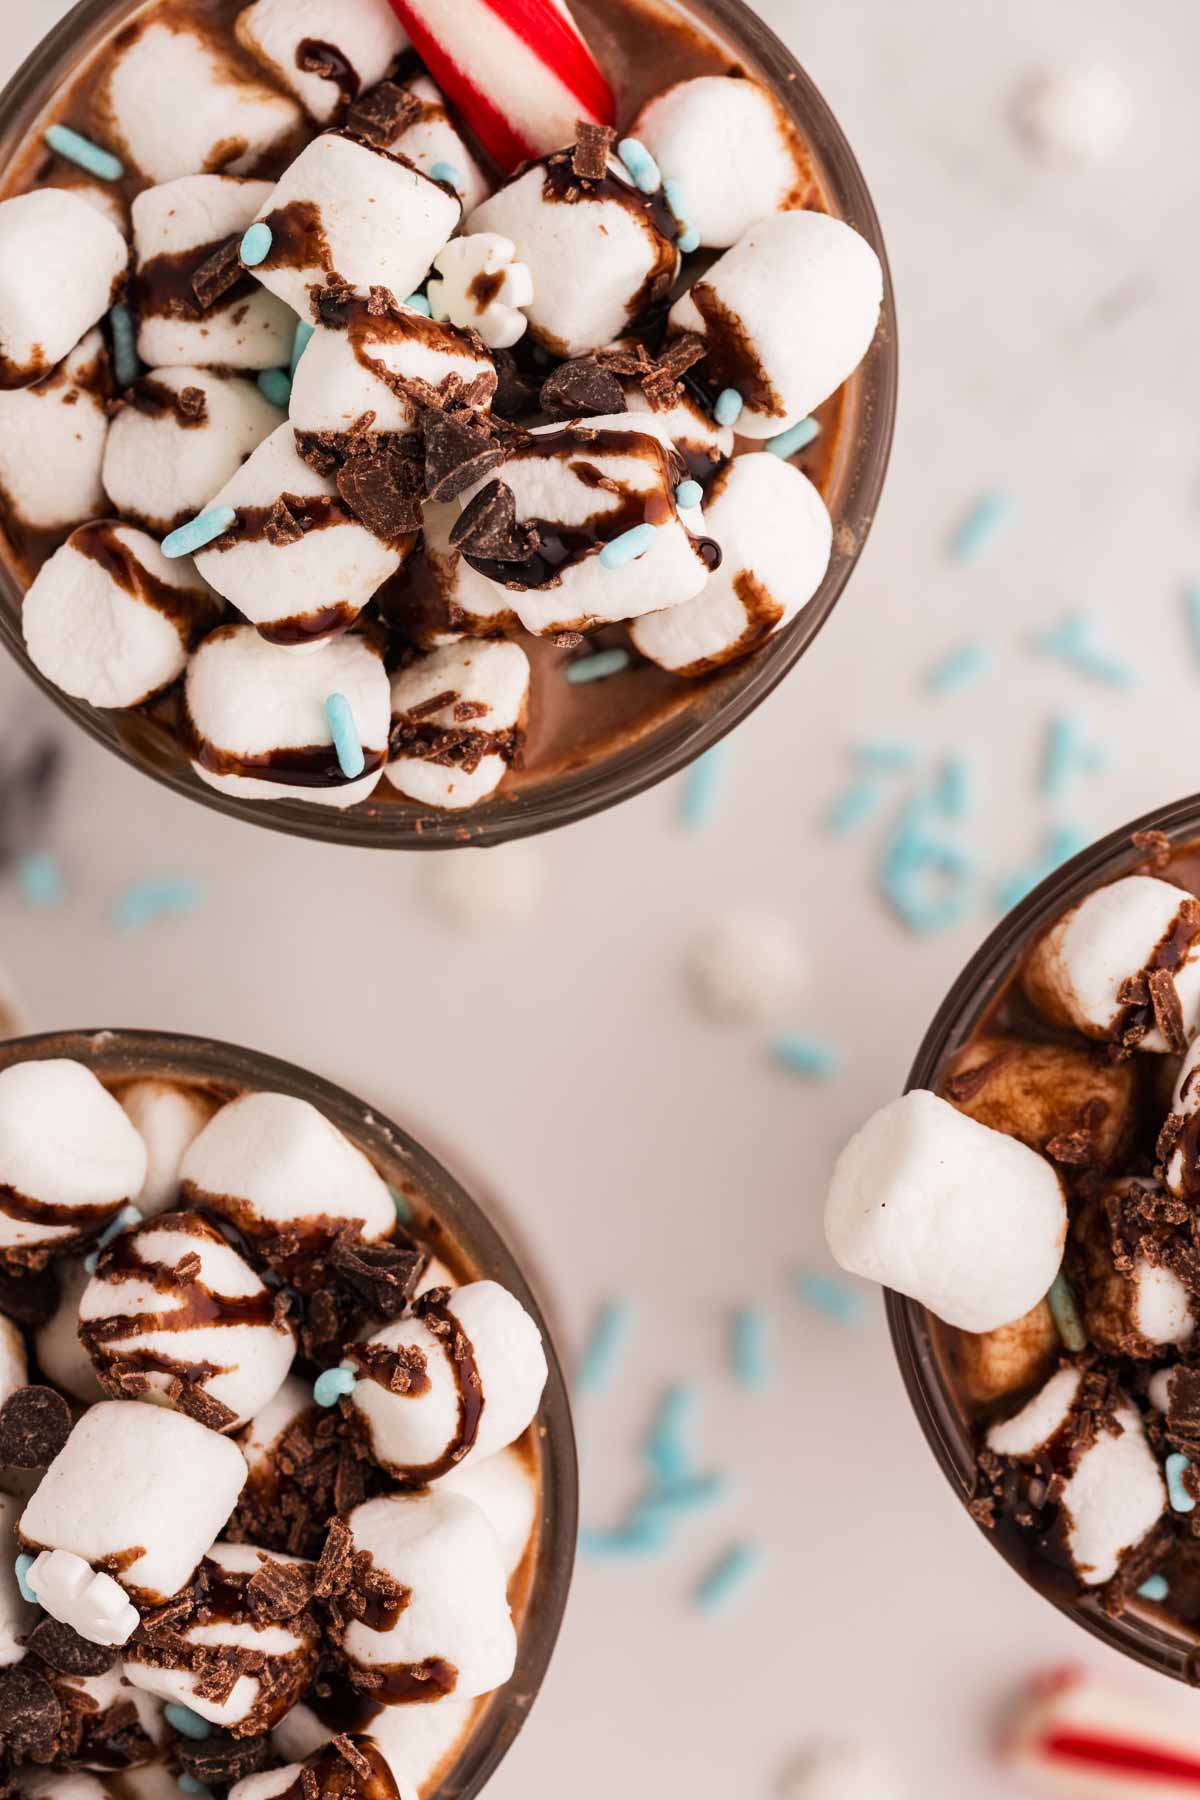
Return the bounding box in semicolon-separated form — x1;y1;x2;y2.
96;21;302;184
619;377;733;475
0;191;127;389
104;369;283;534
45;1664;165;1769
49;176;129;239
437;1447;538;1579
236;0;409;125
986;1365;1082;1458
348;1280;547;1479
248;133;460;319
686;906;807;1024
126;1541;319;1731
0;330;111;530
631;76;814;250
289;306;495;439
944;1032;1137;1170
0;1060;148;1259
428;235;533;351
132;177;297;371
1023;876;1200;1053
25;1550;141;1647
1016;65;1136;165
824;1090;1068;1333
632;454;832;675
184;626;391;809
0;1316;27;1408
386;639;530;809
778;1743;907;1800
670;211;883;438
418;503;520;639
953;1300;1059;1408
79;1210;296;1430
419;841;546;931
385;75;491;217
1164;1035;1200;1200
118;1080;220;1216
192;426;404;644
34;1257;105;1405
233;1739;416;1800
344;1490;516;1699
23;524;218;712
1005;1667;1200;1796
270;1705;476;1798
0;1489;35;1664
468;160;679;358
1074;1183;1195;1357
20;1403;247;1607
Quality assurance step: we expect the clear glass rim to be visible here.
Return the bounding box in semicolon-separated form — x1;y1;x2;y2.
0;0;898;851
0;1026;580;1788
888;793;1200;1685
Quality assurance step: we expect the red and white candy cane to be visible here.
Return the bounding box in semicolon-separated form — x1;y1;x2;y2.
1005;1667;1200;1794
385;0;615;173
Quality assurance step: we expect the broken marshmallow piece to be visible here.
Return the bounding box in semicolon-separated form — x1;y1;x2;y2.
347;1280;547;1480
95;20;302;184
24;1549;141;1647
428;235;533;351
1073;1182;1195;1357
34;1257;105;1405
468;158;678;358
192;425;406;644
632;453;832;675
1164;1035;1200;1202
0;1490;35;1664
19;1401;247;1608
943;1032;1137;1171
79;1210;296;1430
437;1447;538;1579
125;1541;319;1731
631;76;814;250
23;524;219;712
0;330;111;531
289;304;496;440
386;639;530;810
104;369;284;535
0;191;127;390
118;1079;220;1216
1005;1666;1200;1795
247;132;460;319
953;1300;1060;1409
0;1060;148;1259
184;626;391;810
132;177;297;372
670;211;883;438
417;502;520;639
383;75;491;216
1023;876;1200;1054
343;1490;517;1699
235;0;409;125
824;1090;1068;1332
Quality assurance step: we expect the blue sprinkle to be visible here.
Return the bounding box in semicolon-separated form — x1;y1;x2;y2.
178;1779;213;1798
680;744;729;830
677;225;701;255
566;648;632;684
714;389;744;428
240;222;273;267
1047;1271;1087;1352
599;524;658;571
925;641;990;695
257;368;291;409
1032;613;1136;688
934;754;975;823
645;1385;699;1486
1040;713;1105;799
112;876;205;933
430;161;464;192
731;1307;770;1391
324;693;366;780
675;479;704;511
579;1519;667;1560
314;1365;358;1408
404;292;433;318
617;137;662;193
1185;583;1200;663
45;124;123;183
693;1542;764;1614
880;798;975;934
96;1204;141;1253
109;302;140;389
770;1034;842;1080
766;417;820;459
290;320;315;375
388;1184;414;1224
662;179;698;253
824;778;880;837
1139;1574;1170;1602
18;851;65;908
793;1269;866;1327
578;1299;634;1396
855;739;920;773
164;1704;212;1741
995;821;1090;913
84;1252;99;1274
14;1555;36;1605
162;506;237;559
951;490;1014;563
1167;1452;1195;1514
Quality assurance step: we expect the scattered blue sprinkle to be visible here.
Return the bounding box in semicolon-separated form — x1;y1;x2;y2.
599;524;658;571
825;777;881;837
793;1269;866;1327
1139;1574;1170;1603
693;1542;764;1614
951;490;1014;563
314;1365;358;1408
578;1299;634;1396
925;641;991;695
45;124;123;182
17;851;65;908
14;1555;36;1605
430;161;464;192
1185;583;1200;663
257;368;291;409
856;739;920;774
161;506;236;560
240;222;273;267
1047;1270;1087;1352
324;693;366;780
108;302;140;389
617;138;662;194
677;224;701;255
731;1307;771;1391
645;1384;700;1487
388;1184;413;1224
662;179;699;254
84;1252;99;1274
96;1205;141;1254
934;754;975;823
566;648;632;684
404;292;433;318
1167;1452;1195;1514
995;821;1090;913
714;388;744;428
290;320;315;375
766;417;820;459
879;795;975;934
1041;713;1105;798
178;1778;213;1798
164;1704;212;1741
675;479;704;511
679;744;728;830
112;875;206;933
580;1384;728;1563
1032;613;1136;688
770;1034;842;1079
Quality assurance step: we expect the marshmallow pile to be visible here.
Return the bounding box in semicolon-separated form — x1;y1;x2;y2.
825;862;1200;1610
1;0;884;817
0;1054;549;1800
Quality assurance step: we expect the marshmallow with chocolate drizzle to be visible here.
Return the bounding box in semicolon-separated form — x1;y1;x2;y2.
288;298;496;441
234;0;410;126
0;331;112;533
386;639;530;810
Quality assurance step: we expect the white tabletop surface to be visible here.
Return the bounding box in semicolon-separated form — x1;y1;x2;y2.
5;0;1200;1793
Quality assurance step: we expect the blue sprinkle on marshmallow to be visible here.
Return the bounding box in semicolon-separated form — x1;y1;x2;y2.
1167;1452;1195;1514
314;1365;358;1408
14;1555;36;1604
618;138;663;193
164;1704;212;1741
162;507;237;560
257;368;292;409
675;479;704;511
767;418;820;459
404;293;433;318
290;321;315;375
714;388;744;428
240;222;274;267
430;161;464;192
599;524;658;571
324;693;366;780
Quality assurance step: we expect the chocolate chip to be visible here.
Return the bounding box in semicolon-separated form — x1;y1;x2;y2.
336;446;423;542
191;237;243;311
0;1384;71;1467
490;350;538;422
178;1733;270;1786
423;412;505;504
26;1617;115;1676
572;121;616;182
346;80;422;150
450;480;539;563
540;358;627;420
0;1666;61;1757
0;1262;58;1328
330;1229;427;1320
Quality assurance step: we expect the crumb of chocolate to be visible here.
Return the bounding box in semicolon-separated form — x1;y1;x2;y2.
300;1286;345;1368
572;120;616;181
311;277;358;330
330;1228;427;1320
191;237;243;311
1046;1129;1099;1166
553;631;584;649
540;357;627;421
26;1619;115;1677
1168;1366;1200;1454
337;445;423;541
265;496;306;547
346;80;421;150
451;479;539;563
0;1384;72;1467
333;1447;369;1517
1134;829;1173;871
941;1048;1020;1105
368;284;400;318
175;385;208;425
423;411;505;504
0;1666;61;1759
295;431;345;480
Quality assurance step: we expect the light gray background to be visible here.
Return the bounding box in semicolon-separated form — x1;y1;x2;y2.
5;0;1200;1791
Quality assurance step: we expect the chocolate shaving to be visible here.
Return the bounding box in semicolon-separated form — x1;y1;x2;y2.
349;1340;429;1395
315;1517;354;1599
333;1734;371;1778
330;1228;427;1320
1168;1367;1200;1454
424;411;505;504
0;1384;71;1467
246;1554;314;1623
0;1262;58;1328
333;1447;369;1517
572;120;617;182
191;238;243;311
311;276;359;330
1149;966;1188;1053
175;1251;202;1283
346;80;421;150
450;479;539;562
368;284;399;318
336;445;423;541
1134;829;1173;871
178;1733;271;1786
0;1666;61;1758
295;431;345;481
540;357;627;421
265;496;306;547
170;1379;238;1434
300;1286;345;1368
26;1619;115;1676
175;385;208;425
302;1766;319;1800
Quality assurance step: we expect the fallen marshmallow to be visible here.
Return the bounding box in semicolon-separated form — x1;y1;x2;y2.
824;1090;1068;1333
1005;1666;1200;1796
1164;1035;1200;1201
428;235;533;351
953;1300;1060;1408
686;905;807;1024
0;330;111;531
95;21;302;184
343;1490;516;1699
1016;65;1136;165
632;454;832;675
778;1742;907;1800
0;1060;148;1260
104;369;284;534
419;840;546;932
1074;1183;1195;1357
192;425;405;644
23;524;219;711
184;626;391;810
289;303;496;439
24;1550;141;1647
118;1079;220;1216
19;1401;247;1611
34;1256;105;1405
0;1489;35;1664
247;132;460;319
347;1279;547;1480
236;0;409;125
0;191;127;390
631;76;814;250
380;74;491;216
437;1447;538;1579
944;1032;1137;1170
132;177;297;372
1023;876;1200;1053
41;1663;166;1769
386;639;530;810
670;211;883;438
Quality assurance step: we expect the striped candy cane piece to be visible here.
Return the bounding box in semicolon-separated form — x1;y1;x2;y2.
1006;1668;1200;1794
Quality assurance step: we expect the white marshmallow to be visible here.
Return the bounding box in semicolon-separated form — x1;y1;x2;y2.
271;1707;332;1764
986;1365;1082;1457
25;1550;141;1647
633;454;832;674
348;1280;547;1480
418;503;520;639
1135;1261;1193;1346
632;76;814;250
0;192;127;391
1165;1035;1200;1199
387;76;491;218
1149;1367;1175;1414
24;524;217;713
132;178;297;372
0;1060;148;1258
0;1315;27;1407
0;1488;35;1664
46;177;129;239
35;1257;105;1405
1024;876;1200;1052
824;1090;1068;1333
1064;1404;1166;1585
1075;1182;1195;1356
468;157;679;358
289;307;495;439
192;425;404;644
233;1741;416;1800
240;1376;316;1483
46;1664;165;1769
97;22;302;185
22;1775;111;1800
670;211;883;438
415;1256;457;1299
437;1447;537;1580
428;235;533;352
104;369;283;534
686;906;807;1024
248;133;460;318
1006;1668;1200;1797
621;379;733;475
778;1743;907;1800
386;639;530;810
236;0;409;125
271;1703;476;1795
0;331;110;531
419;841;546;932
344;1490;516;1699
1016;65;1136;165
118;1080;220;1216
19;1401;247;1606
